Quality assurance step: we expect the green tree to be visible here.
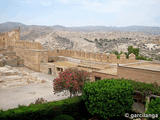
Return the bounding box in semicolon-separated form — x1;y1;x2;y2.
128;46;139;57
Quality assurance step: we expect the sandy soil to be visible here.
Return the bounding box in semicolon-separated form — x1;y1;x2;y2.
0;66;70;110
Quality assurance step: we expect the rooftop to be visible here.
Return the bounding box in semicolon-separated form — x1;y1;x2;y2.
97;67;117;75
53;61;78;68
122;62;160;72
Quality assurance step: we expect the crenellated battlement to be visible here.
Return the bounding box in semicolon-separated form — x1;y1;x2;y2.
0;29;136;72
0;29;20;49
48;49;136;64
1;29;159;85
0;28;43;50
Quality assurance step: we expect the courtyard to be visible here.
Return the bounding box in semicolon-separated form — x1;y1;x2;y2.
0;66;69;110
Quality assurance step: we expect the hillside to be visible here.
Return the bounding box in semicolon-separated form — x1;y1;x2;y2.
0;22;160;60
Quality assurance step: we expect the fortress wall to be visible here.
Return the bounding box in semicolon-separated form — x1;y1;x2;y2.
0;29;20;49
0;29;43;50
14;48;47;71
39;50;48;63
15;41;43;50
118;66;160;85
118;53;136;64
128;53;136;63
0;33;6;49
108;54;117;63
48;49;137;63
90;53;96;61
5;29;20;48
48;50;57;57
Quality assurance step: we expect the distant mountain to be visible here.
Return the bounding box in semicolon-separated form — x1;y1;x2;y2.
0;22;160;61
0;22;26;32
0;22;160;34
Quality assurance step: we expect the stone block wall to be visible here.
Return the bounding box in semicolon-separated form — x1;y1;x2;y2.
0;33;6;49
40;63;56;75
0;29;137;73
0;29;20;49
118;66;160;84
91;71;118;82
14;48;47;71
15;41;43;50
48;49;137;64
0;29;43;50
0;50;24;67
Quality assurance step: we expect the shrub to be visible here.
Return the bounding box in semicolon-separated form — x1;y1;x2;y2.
29;98;47;105
82;79;133;119
127;80;160;96
0;96;89;120
53;114;74;120
112;50;123;59
146;98;160;120
136;55;152;61
54;68;90;98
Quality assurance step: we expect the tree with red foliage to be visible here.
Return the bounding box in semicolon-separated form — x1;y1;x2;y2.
53;68;90;98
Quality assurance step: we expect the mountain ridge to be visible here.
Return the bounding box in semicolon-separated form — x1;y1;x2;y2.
0;22;160;61
1;22;160;34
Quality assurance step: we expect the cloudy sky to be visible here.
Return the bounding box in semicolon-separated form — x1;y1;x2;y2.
0;0;160;26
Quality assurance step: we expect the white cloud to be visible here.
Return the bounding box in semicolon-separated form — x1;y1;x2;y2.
18;0;54;7
56;0;160;26
39;0;53;7
57;0;160;14
5;0;160;26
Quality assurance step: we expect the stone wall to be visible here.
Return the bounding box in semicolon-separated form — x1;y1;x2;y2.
0;29;137;73
91;71;118;82
0;33;6;49
0;29;20;49
15;41;43;50
48;49;136;64
14;48;48;71
40;63;56;75
0;29;45;71
118;65;160;84
0;29;43;50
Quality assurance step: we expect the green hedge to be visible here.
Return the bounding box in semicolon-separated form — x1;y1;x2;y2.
136;55;152;61
53;114;75;120
146;98;160;120
82;79;133;119
126;80;160;96
0;96;89;120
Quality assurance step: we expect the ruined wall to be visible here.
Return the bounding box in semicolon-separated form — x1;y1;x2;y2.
40;63;55;75
15;41;43;50
0;29;20;49
14;48;48;71
0;29;43;50
118;66;160;84
0;33;6;49
48;49;136;64
0;29;45;71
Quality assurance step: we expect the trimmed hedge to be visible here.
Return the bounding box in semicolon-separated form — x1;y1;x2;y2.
0;96;89;120
82;79;133;119
146;98;160;120
53;114;74;120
